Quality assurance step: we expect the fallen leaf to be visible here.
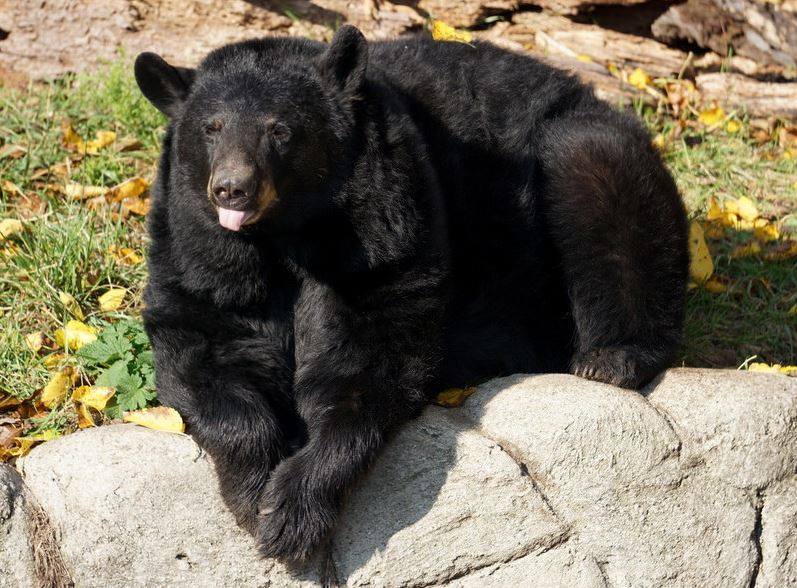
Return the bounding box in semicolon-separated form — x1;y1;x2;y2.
72;385;115;410
41;367;75;408
698;106;726;126
0;218;24;241
24;331;44;353
734;196;759;222
54;320;98;350
688;221;713;283
576;54;593;63
108;177;149;202
0;144;26;160
652;134;666;150
58;291;85;320
42;353;67;369
63;182;109;200
731;241;762;258
430;19;472;44
121;196;150;216
116;137;143;152
703;222;726;240
108;245;144;266
788;304;797;316
98;288;126;312
748;363;797;376
435;386;476;408
725;120;742;134
0;395;22;410
84;130;116;154
76;403;96;428
703;276;727;293
627;67;651;90
123;407;185;433
754;223;779;242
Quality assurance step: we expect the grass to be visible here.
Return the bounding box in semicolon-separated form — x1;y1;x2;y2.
0;59;795;441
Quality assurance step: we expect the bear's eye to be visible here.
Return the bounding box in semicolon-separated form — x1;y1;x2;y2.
270;122;292;151
204;120;223;136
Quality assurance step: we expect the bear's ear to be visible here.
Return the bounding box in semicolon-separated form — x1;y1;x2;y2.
134;52;195;118
318;25;368;98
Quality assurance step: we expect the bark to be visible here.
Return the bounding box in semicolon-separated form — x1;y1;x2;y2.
696;72;797;117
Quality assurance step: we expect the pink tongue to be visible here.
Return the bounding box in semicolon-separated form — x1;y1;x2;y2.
218;208;249;231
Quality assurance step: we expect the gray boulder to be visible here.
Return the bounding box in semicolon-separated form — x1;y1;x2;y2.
8;368;797;586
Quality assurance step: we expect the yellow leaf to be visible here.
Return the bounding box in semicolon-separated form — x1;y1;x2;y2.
754;223;779;242
109;177;149;202
5;437;36;458
698;106;726;126
734;196;759;222
72;385;115;411
63;182;109;200
0;394;22;410
108;245;144;266
730;241;761;259
58;291;84;320
98;288;126;312
42;353;67;369
430;19;472;44
725;120;742;134
703;276;727;293
576;54;593;63
0;218;24;241
54;320;97;350
435;386;476;408
706;196;724;221
41;367;75;408
688;221;713;283
748;363;797;376
652;134;666;150
788;304;797;316
123;407;185;433
84;130;116;155
24;331;44;353
61;121;85;151
121;196;151;216
627;67;651;90
76;403;96;429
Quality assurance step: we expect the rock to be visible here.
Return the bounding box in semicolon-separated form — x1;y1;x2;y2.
0;465;35;587
17;425;318;587
695;73;797;118
333;407;577;586
15;369;797;586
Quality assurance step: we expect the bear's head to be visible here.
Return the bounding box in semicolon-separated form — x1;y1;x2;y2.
135;25;368;233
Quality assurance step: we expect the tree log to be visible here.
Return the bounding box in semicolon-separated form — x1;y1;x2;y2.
696;73;797;118
502;12;691;78
652;0;797;71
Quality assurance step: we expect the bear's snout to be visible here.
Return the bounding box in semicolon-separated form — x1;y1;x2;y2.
210;165;258;210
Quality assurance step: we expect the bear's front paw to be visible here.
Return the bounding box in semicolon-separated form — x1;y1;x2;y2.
571;347;654;389
257;463;336;562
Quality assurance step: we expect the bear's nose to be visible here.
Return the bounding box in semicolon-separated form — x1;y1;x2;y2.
211;168;258;207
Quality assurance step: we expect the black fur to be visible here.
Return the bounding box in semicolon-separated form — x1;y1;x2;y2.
136;26;689;561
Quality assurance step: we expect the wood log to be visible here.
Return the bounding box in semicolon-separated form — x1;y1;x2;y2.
652;0;797;71
517;0;650;16
416;0;518;28
503;12;690;78
696;73;797;118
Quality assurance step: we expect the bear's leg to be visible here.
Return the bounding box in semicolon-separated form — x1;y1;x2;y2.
538;109;689;389
257;277;439;561
146;320;295;532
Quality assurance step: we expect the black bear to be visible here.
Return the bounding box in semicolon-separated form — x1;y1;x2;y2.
135;25;688;561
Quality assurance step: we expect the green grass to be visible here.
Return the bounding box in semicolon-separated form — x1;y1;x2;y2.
0;59;795;436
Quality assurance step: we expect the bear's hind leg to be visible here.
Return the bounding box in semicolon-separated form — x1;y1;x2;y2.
539;109;689;389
